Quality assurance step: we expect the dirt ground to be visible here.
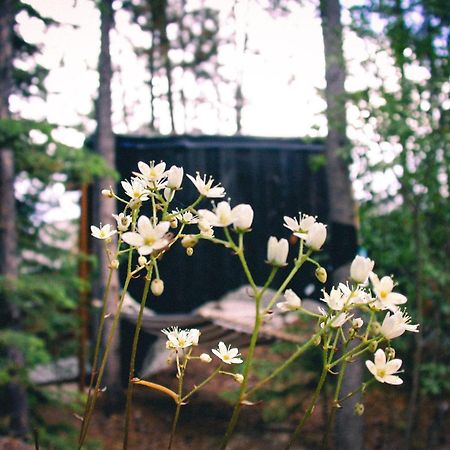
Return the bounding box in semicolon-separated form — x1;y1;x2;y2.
2;346;449;450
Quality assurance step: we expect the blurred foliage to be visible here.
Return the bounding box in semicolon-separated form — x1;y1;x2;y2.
349;0;449;400
252;338;322;423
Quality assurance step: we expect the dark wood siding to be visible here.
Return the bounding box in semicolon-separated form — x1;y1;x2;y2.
115;135;329;313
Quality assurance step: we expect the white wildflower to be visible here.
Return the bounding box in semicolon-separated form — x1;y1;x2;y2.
370;273;407;311
276;289;301;312
122;216;169;255
121;178;149;201
186;172;226;198
135;161;167;183
380;310;419;340
366;349;403;385
212;342;243;365
162;327;201;350
91;224;116;240
112;213;132;232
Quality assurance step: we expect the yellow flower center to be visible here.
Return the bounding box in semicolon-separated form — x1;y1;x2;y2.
223;354;230;361
144;237;156;246
377;368;386;378
380;290;388;300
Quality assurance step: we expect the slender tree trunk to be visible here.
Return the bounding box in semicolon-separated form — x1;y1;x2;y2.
148;27;157;133
94;0;122;412
150;0;175;133
319;0;361;448
0;0;30;437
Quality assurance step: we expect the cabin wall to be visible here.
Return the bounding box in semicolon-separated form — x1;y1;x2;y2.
115;135;329;314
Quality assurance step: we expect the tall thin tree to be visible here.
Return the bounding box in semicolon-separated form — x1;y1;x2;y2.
93;0;122;411
319;0;362;448
0;0;30;437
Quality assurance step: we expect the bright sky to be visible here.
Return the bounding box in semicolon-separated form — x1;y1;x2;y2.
13;0;432;219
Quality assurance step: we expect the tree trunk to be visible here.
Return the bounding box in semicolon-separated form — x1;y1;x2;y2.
94;0;122;412
0;0;30;437
319;0;361;448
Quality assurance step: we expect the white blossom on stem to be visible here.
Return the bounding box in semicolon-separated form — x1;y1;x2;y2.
380;310;419;340
284;213;316;235
186;172;225;198
303;221;327;250
277;289;301;312
267;236;289;267
121;178;149;201
162;327;201;350
369;273;407;311
122;216;170;255
166;165;183;189
199;202;234;227
232;204;254;231
350;255;375;284
91;224;116;240
212;342;243;365
135;161;167;184
112;213;132;232
366;349;403;385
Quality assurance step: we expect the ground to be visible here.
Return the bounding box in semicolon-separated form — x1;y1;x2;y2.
1;345;449;450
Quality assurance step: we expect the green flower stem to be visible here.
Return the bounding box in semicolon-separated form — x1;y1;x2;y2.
285;332;336;449
181;365;222;402
246;329;325;398
321;357;349;450
168;348;192;450
123;267;153;450
164;195;204;220
78;268;135;448
285;362;329;449
328;337;379;369
221;244;313;448
338;379;373;403
223;226;237;250
263;249;312;315
235;236;258;292
220;297;262;449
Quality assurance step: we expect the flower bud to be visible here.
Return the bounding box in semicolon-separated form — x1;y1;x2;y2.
234;374;244;384
267;236;289;267
102;188;113;198
315;267;327;283
181;235;198;248
385;347;396;360
305;222;327;250
370;321;381;335
166;165;184;190
232;204;254;231
352;318;364;329
151;279;164;296
313;335;322;346
138;256;147;266
368;340;378;353
110;259;119;269
354;403;365;416
170;218;178;229
350;255;375;284
200;353;212;363
186;247;194;256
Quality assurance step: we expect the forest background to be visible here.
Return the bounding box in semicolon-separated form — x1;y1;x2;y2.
0;0;448;449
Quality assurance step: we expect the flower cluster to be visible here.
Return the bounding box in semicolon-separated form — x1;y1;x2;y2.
279;219;419;386
84;160;419;450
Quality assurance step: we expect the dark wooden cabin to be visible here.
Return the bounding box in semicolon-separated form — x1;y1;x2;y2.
114;135;329;313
